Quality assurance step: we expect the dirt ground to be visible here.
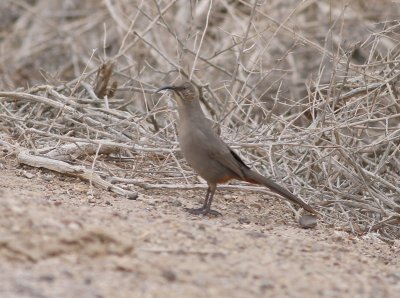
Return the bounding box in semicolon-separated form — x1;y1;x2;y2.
0;159;399;298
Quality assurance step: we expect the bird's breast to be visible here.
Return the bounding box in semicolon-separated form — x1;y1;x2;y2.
178;125;229;182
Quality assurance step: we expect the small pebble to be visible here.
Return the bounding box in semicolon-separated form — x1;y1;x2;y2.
22;171;35;179
42;173;54;181
298;214;318;229
238;217;251;224
127;192;138;200
161;269;177;282
170;199;182;207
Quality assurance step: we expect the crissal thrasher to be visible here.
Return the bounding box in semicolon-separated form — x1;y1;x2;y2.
156;81;316;216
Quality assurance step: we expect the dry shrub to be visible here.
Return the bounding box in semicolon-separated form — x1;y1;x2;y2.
1;0;400;240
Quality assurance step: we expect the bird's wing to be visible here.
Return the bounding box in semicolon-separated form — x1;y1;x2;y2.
207;137;248;180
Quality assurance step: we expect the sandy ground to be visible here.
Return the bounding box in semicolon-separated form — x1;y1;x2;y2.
0;159;399;298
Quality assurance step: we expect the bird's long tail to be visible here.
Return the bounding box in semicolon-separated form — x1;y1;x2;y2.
242;168;316;214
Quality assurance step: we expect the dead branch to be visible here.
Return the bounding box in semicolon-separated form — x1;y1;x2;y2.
17;150;138;199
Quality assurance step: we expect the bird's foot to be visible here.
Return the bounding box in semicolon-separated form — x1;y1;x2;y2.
187;207;222;217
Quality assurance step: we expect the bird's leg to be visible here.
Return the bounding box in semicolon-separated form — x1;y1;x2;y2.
188;187;210;215
204;185;222;216
188;184;221;216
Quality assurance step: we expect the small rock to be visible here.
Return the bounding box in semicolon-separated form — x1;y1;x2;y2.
42;173;54;181
170;199;182;207
127;192;138;200
298;214;318;229
67;222;81;230
387;272;400;283
39;274;55;282
161;269;177;282
247;231;266;239
259;280;274;292
22;171;35;179
238;217;251;224
223;194;235;200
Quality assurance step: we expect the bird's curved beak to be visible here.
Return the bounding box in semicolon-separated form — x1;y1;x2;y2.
155;85;175;93
154;86;174;93
155;85;185;93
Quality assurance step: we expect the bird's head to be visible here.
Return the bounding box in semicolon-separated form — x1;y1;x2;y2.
156;81;199;104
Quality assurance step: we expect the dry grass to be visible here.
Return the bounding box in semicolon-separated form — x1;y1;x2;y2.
0;0;400;240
